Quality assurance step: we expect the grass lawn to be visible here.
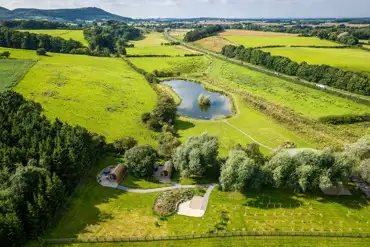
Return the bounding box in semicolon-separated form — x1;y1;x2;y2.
120;174;172;189
263;47;370;75
127;32;197;56
219;30;339;47
44;157;370;242
52;237;370;247
2;48;158;145
0;58;35;91
19;29;88;46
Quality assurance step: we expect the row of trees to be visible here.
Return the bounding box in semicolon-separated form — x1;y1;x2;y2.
221;45;370;96
0;20;69;30
0;26;85;54
184;25;224;42
83;21;141;55
0;91;107;246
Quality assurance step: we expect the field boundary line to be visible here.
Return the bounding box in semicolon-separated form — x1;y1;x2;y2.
164;29;370;106
38;231;370;244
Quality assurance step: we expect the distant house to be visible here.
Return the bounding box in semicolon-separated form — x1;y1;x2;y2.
108;164;127;183
161;161;174;178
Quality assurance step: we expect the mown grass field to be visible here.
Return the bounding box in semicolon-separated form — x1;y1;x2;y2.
263;47;370;75
169;29;191;41
1;48;158;145
0;58;34;91
19;29;88;46
127;32;197;56
43;157;370;242
219;30;339;47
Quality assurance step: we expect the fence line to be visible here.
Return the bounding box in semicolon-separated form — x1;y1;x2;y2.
39;231;370;244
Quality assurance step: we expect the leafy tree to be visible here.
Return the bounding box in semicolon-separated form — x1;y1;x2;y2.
244;143;265;166
159;132;181;158
36;48;47;56
358;159;370;183
113;137;137;154
124;145;157;178
220;150;262;191
344;135;370;160
173;133;218;178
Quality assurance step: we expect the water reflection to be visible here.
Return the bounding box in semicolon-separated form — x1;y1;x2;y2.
161;80;233;120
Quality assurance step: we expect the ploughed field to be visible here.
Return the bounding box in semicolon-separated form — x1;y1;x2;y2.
1;48;158;145
18;29;88;46
262;47;370;75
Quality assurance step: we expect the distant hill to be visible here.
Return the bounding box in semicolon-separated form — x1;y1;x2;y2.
0;7;132;22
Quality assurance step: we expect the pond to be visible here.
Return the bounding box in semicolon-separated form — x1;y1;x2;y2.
161;80;233;120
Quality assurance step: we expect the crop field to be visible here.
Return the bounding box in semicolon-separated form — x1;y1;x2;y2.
2;48;158;145
219;30;339;47
169;29;191;41
263;47;370;75
44;157;370;242
0;58;34;91
18;29;88;46
127;32;197;56
194;36;235;53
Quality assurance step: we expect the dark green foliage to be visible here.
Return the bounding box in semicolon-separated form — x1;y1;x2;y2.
161;42;181;46
0;91;106;246
0;27;86;54
141;113;151;123
1;20;68;30
184;25;224;42
124;145;157;178
154;189;194;216
221;44;370;96
319;114;370;125
144;96;177;131
0;51;10;58
159;132;181;158
36;48;47;56
113;137;138;154
83;21;141;55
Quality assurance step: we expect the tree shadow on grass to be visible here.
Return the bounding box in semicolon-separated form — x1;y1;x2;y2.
43;156;131;239
175;119;195;132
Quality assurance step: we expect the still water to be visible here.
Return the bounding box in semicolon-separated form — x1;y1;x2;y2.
161;80;233;120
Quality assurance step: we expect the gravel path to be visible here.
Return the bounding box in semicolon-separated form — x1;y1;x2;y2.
116;183;218;194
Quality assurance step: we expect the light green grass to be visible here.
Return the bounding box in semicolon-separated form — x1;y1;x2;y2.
2;48;158;145
128;56;210;77
44;157;370;241
127;32;196;56
120;174;172;189
19;29;88;46
207;59;370;119
0;58;34;91
263;47;370;75
224;36;340;48
49;237;370;247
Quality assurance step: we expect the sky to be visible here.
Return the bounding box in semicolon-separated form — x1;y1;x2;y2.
1;0;369;19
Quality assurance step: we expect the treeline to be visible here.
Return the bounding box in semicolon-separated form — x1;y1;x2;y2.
161;42;181;46
0;27;85;54
0;20;70;30
84;21;141;55
319;114;370;125
0;91;107;246
184;25;224;42
221;45;370;96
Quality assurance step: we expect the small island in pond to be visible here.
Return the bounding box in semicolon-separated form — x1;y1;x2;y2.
198;94;211;106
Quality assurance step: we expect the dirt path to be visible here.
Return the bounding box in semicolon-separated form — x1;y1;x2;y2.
115;183;219;194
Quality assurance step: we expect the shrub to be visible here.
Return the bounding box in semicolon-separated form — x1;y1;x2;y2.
154;189;194;216
198;94;211;106
141;113;151;123
113;137;137;154
0;51;10;58
36;48;47;56
319;114;370;125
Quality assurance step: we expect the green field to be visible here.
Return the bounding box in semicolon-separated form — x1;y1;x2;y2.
223;36;340;48
0;58;34;91
44;157;370;242
263;47;370;75
127;32;197;56
1;48;157;145
19;29;88;46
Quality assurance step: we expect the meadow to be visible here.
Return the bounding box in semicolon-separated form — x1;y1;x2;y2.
127;32;197;56
0;58;34;91
19;29;88;46
1;48;158;145
263;47;370;75
43;157;370;242
219;30;340;47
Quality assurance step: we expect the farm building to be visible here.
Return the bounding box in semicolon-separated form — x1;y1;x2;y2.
108;164;127;183
161;161;174;178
